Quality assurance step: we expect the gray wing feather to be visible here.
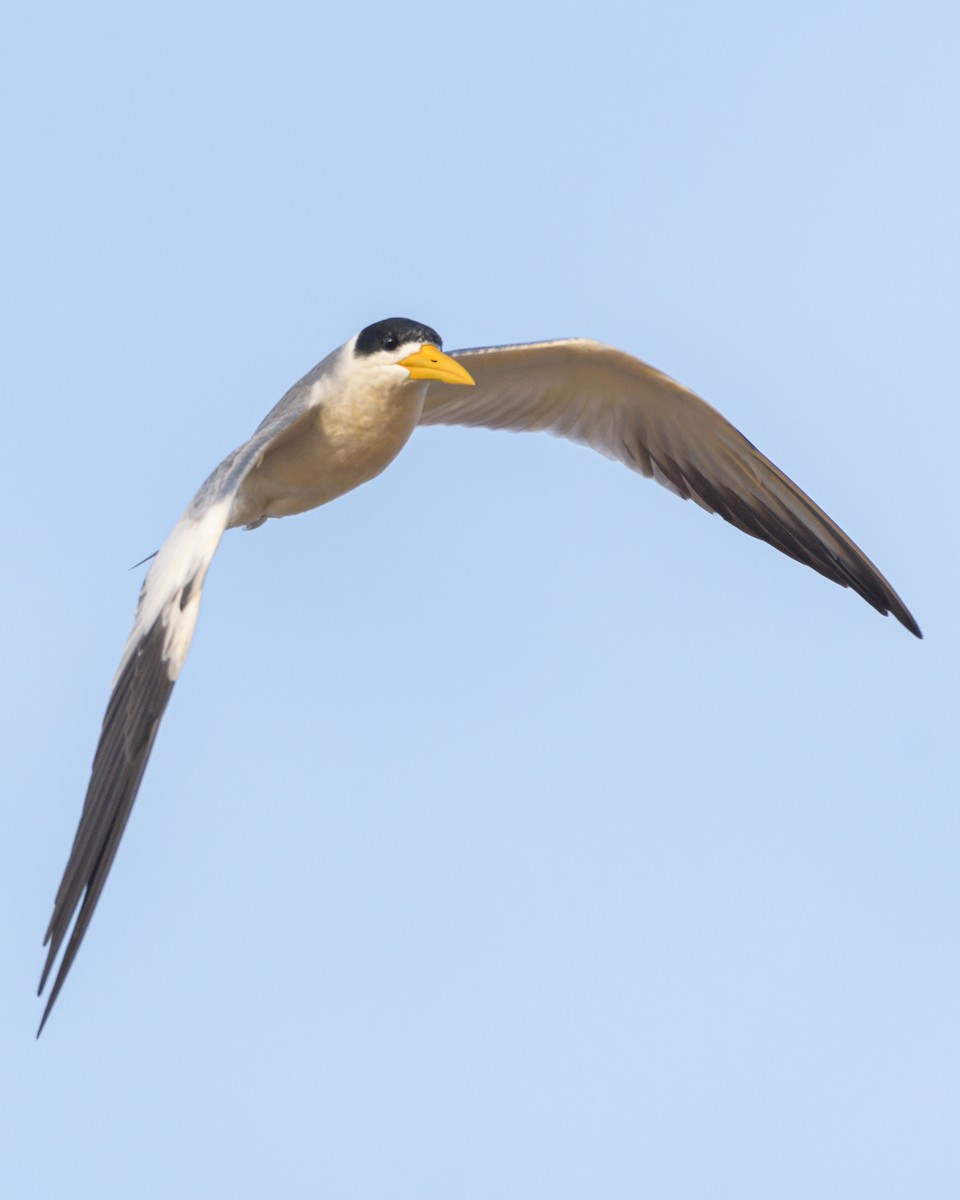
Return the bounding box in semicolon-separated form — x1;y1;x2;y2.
38;380;322;1033
421;339;920;637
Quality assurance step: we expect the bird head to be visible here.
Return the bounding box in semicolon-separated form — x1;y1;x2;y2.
353;317;475;386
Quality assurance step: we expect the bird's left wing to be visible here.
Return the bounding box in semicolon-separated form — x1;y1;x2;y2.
38;379;321;1033
421;339;919;636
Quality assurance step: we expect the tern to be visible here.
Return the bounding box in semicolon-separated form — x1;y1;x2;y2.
38;316;920;1032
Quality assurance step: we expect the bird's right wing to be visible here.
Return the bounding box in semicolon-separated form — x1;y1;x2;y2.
38;374;324;1033
421;339;920;637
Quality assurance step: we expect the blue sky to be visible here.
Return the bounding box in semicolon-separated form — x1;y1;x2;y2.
2;2;958;1196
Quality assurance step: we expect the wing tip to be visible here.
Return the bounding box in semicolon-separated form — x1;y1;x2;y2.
36;974;62;1038
895;606;923;639
37;612;179;1035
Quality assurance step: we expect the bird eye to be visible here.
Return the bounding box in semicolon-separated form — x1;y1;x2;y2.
382;333;399;351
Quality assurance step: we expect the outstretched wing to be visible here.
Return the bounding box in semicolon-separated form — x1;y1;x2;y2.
37;497;232;1033
422;339;919;637
39;375;324;1033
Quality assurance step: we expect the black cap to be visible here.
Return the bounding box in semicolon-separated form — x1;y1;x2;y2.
354;317;442;357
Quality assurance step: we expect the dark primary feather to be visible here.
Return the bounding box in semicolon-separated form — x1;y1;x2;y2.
38;618;177;1034
425;339;920;637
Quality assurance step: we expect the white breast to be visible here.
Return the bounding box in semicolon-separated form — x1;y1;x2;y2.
234;369;426;524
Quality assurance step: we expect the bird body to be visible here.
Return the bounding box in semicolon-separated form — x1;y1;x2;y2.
38;316;920;1033
232;342;427;525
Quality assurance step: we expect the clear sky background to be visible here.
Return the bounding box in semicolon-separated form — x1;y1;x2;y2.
2;2;957;1196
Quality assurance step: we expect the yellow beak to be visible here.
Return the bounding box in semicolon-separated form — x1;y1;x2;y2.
398;344;475;386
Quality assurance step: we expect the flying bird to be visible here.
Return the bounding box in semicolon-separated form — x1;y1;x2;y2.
38;316;921;1032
